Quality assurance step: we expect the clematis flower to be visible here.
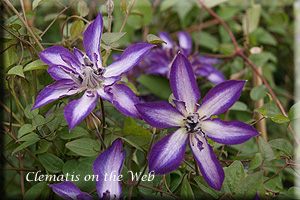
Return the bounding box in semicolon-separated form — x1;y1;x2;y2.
32;12;154;130
144;31;225;84
135;53;259;191
49;138;125;200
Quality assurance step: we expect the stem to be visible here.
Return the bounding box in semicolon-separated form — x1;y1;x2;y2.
99;98;106;143
119;0;137;33
4;0;44;50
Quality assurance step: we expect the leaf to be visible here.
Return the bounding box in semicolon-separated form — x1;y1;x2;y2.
271;114;290;124
198;0;228;8
23;60;48;72
250;85;267;101
66;138;100;157
258;137;275;162
146;34;167;44
77;0;89;17
18;124;36;138
24;182;47;200
180;175;195;200
122;124;152;146
223;161;245;194
32;0;58;10
249;52;277;67
69;20;85;40
243;4;261;34
38;153;64;173
234;171;263;199
230;101;248;111
194;176;222;199
12;134;40;155
35;140;52;154
24;104;39;119
289;101;300;121
249;153;263;171
131;0;152;26
192;31;219;50
102;32;126;44
60;127;89;140
7;65;25;78
269;139;293;156
250;28;277;46
137;75;172;100
160;0;180;11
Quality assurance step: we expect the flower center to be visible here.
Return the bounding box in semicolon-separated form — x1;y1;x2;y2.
184;113;201;133
81;56;105;89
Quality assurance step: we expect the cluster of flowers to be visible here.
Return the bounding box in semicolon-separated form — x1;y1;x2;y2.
32;13;259;199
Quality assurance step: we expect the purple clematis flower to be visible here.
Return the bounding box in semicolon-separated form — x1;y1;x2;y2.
135;53;259;191
49;138;125;200
32;12;154;130
144;31;225;84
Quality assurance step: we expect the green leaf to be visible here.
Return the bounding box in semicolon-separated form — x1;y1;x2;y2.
35;140;52;154
24;104;39;119
249;52;277;67
24;59;48;72
69;20;85;40
180;175;195;200
131;0;152;26
137;75;172;100
198;0;228;8
24;182;47;200
257;108;267;116
258;137;275;162
122;124;152;146
12;134;40;155
223;161;245;194
194;176;222;199
66;138;100;157
102;32;126;44
60;127;89;140
289;101;300;121
7;65;25;78
269;139;293;156
146;34;166;44
250;85;267;101
38;153;64;173
234;171;263;199
249;153;263;171
243;4;261;34
18;124;36;138
192;31;219;50
271;114;290;124
264;176;283;193
250;28;277;46
160;0;180;11
77;0;89;17
32;0;58;10
230;101;248;111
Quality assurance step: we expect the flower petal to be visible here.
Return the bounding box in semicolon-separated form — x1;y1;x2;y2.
202;118;259;145
109;84;141;119
31;80;79;110
170;53;200;113
158;31;174;49
103;43;154;78
206;68;226;84
135;101;184;128
83;12;103;68
198;80;246;119
49;181;93;200
189;134;224;191
47;65;81;80
178;31;192;56
39;46;75;67
149;128;188;174
64;90;98;131
97;87;112;101
173;99;188;116
93;138;125;200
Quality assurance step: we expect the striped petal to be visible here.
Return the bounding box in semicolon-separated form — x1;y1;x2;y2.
189;134;224;191
49;181;93;200
198;80;246;119
64;90;98;131
39;46;75;67
178;31;192;56
149;128;188;174
110;84;141;119
202;118;259;145
103;43;154;78
135;101;184;128
93;138;125;200
31;80;79;110
83;12;103;69
170;53;200;113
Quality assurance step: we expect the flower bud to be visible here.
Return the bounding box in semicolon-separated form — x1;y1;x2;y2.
86;112;101;131
106;0;114;14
